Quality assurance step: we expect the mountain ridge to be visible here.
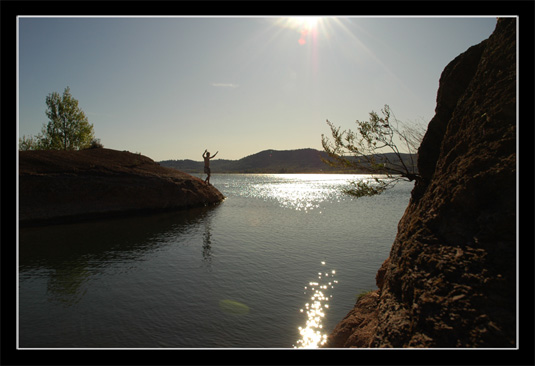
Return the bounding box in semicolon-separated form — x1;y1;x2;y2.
159;148;417;174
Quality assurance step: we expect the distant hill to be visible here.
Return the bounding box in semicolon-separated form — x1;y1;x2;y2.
159;148;418;174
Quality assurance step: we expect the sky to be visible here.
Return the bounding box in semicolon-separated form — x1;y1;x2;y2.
17;16;499;161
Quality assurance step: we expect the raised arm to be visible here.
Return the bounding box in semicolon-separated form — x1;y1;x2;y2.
211;151;219;159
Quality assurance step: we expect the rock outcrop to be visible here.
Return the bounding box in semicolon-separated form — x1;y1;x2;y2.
325;18;516;348
19;148;225;226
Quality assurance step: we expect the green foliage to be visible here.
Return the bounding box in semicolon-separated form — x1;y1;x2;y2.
356;289;375;302
19;134;45;151
344;179;388;198
322;104;424;198
88;138;104;149
44;87;95;150
20;87;96;151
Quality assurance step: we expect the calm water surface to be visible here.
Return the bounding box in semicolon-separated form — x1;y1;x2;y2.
18;174;412;348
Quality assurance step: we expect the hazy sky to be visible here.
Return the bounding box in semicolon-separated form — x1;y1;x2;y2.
18;16;498;161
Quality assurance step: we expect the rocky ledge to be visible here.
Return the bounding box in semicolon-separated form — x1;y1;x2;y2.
325;18;517;348
19;148;225;226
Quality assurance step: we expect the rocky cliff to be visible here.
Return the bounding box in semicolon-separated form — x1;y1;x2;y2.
19;148;225;226
325;18;517;348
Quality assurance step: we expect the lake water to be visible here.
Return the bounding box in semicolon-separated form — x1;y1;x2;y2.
18;174;412;349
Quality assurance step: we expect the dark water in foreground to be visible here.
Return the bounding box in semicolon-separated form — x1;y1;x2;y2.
18;174;412;348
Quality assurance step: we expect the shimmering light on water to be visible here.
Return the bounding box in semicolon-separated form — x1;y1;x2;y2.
294;262;338;348
236;174;377;212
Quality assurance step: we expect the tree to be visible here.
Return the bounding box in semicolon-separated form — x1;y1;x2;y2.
19;134;45;151
321;104;425;198
41;87;95;150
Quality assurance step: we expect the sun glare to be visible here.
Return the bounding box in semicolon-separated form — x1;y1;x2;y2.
294;261;338;348
274;16;325;45
290;16;321;31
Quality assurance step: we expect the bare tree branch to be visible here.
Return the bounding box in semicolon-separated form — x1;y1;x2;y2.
321;105;425;197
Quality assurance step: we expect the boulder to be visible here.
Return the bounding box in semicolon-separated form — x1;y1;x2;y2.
19;148;225;225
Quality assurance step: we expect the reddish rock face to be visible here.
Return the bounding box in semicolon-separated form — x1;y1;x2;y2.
19;148;225;225
325;18;517;348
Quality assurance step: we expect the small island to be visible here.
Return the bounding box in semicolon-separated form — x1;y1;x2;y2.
19;148;225;226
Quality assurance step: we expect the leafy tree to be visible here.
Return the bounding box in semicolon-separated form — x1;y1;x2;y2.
41;87;95;150
19;87;99;151
321;104;425;197
19;134;45;151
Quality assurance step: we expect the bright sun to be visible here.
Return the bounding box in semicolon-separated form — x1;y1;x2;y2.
274;16;323;32
277;16;323;45
290;16;321;31
271;16;333;46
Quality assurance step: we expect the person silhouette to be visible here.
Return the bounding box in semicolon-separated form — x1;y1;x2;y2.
202;149;218;184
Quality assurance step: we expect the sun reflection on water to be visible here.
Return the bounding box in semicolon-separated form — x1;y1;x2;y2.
294;261;338;348
241;174;364;213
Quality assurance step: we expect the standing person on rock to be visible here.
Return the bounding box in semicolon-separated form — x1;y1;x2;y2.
203;149;218;185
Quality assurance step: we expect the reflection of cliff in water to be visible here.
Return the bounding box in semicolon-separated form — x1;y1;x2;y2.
19;205;220;306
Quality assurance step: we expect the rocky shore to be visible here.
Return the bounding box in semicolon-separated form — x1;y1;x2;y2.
18;148;225;226
325;18;517;348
